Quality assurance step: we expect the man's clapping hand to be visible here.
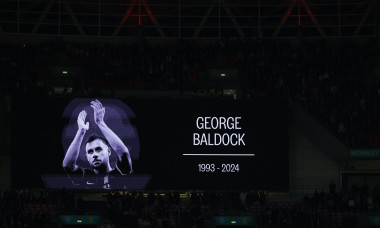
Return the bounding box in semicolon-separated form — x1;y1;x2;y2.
77;110;89;131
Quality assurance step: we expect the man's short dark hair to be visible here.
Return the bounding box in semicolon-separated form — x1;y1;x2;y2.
86;134;112;151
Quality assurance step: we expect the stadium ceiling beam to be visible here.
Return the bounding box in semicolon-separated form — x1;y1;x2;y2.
273;0;297;37
193;0;218;37
261;5;285;19
310;1;370;36
113;0;137;36
273;0;325;37
353;2;374;36
141;0;166;37
19;1;39;23
222;2;245;38
230;4;284;37
63;2;85;35
302;1;325;37
32;0;54;34
192;0;218;38
113;0;165;37
230;4;284;23
15;1;39;33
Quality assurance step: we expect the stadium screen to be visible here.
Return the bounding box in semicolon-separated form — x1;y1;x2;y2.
12;97;289;191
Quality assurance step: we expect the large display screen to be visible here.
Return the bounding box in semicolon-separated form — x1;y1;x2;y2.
12;97;289;191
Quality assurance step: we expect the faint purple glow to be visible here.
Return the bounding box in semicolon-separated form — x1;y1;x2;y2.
42;175;151;190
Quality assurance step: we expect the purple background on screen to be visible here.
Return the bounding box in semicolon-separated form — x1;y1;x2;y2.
42;175;151;190
61;98;140;170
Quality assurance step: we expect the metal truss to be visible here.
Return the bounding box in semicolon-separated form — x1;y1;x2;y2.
0;0;376;38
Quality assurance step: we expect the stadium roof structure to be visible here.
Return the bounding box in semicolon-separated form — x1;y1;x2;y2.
0;0;377;38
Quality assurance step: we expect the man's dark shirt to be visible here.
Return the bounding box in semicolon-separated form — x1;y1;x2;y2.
77;168;125;189
67;154;130;189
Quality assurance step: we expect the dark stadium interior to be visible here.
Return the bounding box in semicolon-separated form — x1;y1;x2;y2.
0;0;380;227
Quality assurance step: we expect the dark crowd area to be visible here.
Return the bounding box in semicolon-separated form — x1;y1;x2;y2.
0;37;378;149
0;37;379;227
1;182;380;228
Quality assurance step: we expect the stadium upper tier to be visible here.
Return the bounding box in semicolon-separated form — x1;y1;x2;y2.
0;36;378;149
